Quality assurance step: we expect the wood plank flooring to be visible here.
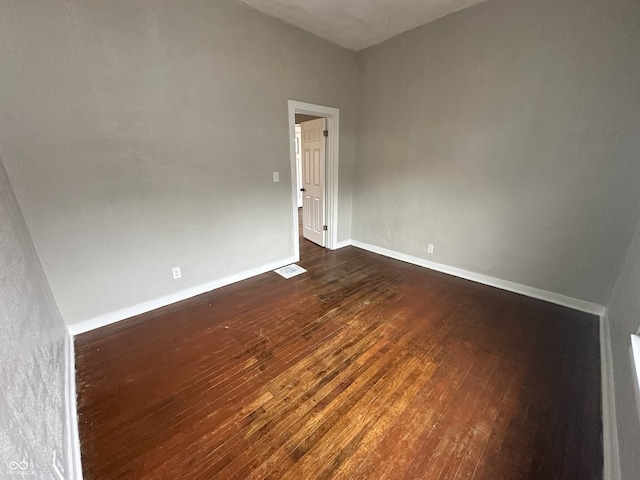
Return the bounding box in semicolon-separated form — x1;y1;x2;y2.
75;235;602;479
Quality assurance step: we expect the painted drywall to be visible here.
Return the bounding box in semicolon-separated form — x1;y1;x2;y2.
607;218;640;480
0;158;69;478
353;0;640;305
0;0;357;324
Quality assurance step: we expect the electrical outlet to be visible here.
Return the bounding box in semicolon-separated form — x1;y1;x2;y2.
427;244;434;254
172;266;182;280
273;172;280;183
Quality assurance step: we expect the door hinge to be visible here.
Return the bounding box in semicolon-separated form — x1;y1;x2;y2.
323;129;328;137
323;225;328;231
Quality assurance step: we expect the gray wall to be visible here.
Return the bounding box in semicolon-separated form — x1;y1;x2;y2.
0;0;357;325
607;219;640;480
353;0;640;305
0;158;69;478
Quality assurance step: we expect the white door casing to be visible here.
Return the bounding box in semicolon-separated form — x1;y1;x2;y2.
295;125;303;208
301;118;326;247
288;100;340;262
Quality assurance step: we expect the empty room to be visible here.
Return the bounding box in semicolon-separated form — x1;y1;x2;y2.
1;0;640;478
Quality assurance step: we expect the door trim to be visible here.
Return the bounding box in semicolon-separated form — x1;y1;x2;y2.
288;100;340;261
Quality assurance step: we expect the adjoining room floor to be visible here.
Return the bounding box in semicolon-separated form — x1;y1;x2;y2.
76;242;602;479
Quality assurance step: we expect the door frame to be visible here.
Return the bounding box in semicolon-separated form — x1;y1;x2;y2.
288;100;340;261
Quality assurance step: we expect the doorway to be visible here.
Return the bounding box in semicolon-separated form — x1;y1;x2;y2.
287;100;340;262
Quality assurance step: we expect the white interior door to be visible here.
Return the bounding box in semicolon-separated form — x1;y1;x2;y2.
301;118;326;247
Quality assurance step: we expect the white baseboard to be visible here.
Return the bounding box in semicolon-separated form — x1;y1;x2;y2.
334;239;352;250
350;240;605;316
64;329;83;480
600;312;621;480
67;257;295;335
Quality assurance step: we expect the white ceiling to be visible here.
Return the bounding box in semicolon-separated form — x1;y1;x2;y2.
236;0;490;51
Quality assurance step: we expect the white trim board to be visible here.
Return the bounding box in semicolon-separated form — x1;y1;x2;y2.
350;240;605;316
288;100;340;261
64;329;83;480
600;312;621;480
631;333;640;428
67;257;295;335
334;239;352;250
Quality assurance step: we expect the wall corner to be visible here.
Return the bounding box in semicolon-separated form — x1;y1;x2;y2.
600;310;621;480
65;329;83;480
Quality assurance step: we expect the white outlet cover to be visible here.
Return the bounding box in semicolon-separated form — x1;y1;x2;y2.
172;267;182;279
273;172;280;182
427;244;434;254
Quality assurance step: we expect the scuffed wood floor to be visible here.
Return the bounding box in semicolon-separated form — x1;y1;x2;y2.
76;239;602;479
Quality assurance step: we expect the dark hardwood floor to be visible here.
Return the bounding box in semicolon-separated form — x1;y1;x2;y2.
76;224;602;479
